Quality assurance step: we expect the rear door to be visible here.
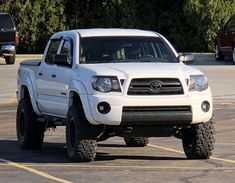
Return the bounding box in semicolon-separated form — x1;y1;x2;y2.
220;17;235;53
0;13;16;44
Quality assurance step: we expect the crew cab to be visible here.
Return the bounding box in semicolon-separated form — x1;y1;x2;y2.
0;13;18;64
17;29;215;162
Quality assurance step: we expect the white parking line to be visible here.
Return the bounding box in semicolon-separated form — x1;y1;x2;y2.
148;144;184;154
0;110;16;114
0;158;72;183
1;162;235;171
10;91;17;104
148;143;235;164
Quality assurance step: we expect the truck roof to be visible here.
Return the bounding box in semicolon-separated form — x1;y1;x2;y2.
76;28;159;37
52;28;160;39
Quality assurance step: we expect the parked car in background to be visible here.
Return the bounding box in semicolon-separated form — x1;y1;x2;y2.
215;14;235;63
0;12;18;64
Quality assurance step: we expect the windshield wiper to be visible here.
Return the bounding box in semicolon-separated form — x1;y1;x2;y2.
137;56;164;62
109;59;139;63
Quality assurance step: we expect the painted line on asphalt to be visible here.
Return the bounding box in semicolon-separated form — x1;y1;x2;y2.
0;110;16;114
148;144;235;164
148;144;184;154
0;91;16;105
1;162;235;171
210;157;235;164
10;91;17;104
0;158;72;183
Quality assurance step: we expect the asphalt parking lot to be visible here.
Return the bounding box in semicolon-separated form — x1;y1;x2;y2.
0;54;235;183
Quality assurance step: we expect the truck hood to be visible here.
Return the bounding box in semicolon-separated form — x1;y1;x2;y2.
78;62;203;79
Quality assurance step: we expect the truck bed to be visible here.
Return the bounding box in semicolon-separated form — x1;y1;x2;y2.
19;60;42;75
20;60;42;66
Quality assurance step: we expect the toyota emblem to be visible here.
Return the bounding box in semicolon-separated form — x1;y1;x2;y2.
150;80;162;92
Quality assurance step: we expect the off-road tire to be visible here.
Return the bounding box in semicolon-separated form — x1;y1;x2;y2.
5;55;15;65
16;98;45;149
124;136;149;147
215;43;224;61
182;117;215;159
66;104;97;162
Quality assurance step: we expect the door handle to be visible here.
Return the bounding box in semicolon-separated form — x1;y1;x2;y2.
52;74;56;78
38;72;43;76
61;92;66;96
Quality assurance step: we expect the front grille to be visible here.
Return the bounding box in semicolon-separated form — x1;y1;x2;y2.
127;78;184;95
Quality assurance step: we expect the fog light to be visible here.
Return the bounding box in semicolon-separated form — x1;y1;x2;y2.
201;101;210;112
97;102;111;114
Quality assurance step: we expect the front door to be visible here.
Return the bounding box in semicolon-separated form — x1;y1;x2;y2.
51;38;74;117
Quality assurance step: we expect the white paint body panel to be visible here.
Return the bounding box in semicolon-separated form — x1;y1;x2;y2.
17;28;213;125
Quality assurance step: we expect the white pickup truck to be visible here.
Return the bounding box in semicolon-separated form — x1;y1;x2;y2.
16;28;215;162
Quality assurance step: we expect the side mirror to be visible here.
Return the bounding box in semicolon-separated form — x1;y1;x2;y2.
54;54;69;66
178;53;194;64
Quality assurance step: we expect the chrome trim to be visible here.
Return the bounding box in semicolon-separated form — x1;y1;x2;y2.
1;45;15;56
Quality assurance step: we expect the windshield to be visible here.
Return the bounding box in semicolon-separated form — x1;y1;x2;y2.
0;14;14;29
80;36;177;64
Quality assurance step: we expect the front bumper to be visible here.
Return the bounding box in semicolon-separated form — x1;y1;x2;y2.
0;45;15;57
86;89;213;126
121;106;192;125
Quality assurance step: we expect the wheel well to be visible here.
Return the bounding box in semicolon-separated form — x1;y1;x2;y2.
69;91;83;107
21;86;30;99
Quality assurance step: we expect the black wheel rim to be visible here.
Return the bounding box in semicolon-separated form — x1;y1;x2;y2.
69;119;76;148
19;110;25;137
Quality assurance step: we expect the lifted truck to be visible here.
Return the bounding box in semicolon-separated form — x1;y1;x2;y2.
0;13;18;64
16;28;215;162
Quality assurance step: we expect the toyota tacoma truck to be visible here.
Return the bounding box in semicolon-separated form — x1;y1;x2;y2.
0;13;18;64
16;28;215;162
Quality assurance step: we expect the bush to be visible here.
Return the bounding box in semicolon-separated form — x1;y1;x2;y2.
0;0;66;53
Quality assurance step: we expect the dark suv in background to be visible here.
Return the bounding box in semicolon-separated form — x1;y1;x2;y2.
0;13;18;64
215;14;235;63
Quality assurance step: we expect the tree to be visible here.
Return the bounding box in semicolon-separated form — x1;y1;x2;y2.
65;0;123;29
0;0;66;53
1;0;235;53
184;0;235;51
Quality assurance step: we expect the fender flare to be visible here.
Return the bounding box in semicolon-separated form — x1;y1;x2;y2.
69;80;99;125
18;68;41;115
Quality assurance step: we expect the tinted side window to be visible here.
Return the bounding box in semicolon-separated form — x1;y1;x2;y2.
60;40;73;65
45;40;61;64
0;14;14;29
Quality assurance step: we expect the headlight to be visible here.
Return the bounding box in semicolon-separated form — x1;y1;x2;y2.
91;76;121;93
189;75;208;92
